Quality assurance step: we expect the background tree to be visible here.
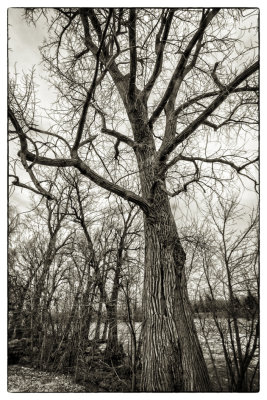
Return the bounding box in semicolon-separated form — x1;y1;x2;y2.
182;195;259;391
9;8;258;391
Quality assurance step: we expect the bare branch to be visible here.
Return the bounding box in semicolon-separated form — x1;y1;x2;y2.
174;86;258;118
18;147;151;214
27;125;72;152
211;62;225;90
165;154;258;174
101;127;135;148
143;9;175;98
158;60;259;161
9;175;53;200
128;9;137;102
78;135;98;148
149;9;220;126
71;9;113;157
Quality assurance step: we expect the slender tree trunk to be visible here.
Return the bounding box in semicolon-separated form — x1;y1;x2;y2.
105;303;119;353
9;277;33;339
94;291;104;341
101;318;108;341
80;273;97;344
105;266;120;357
105;228;127;357
31;233;58;344
123;281;138;392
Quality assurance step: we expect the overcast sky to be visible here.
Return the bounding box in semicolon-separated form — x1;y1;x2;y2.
9;9;57;118
8;9;56;212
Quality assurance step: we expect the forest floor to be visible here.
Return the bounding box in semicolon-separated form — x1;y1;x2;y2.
8;363;130;392
8;365;90;393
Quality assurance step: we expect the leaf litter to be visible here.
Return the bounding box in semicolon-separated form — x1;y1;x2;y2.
8;365;87;393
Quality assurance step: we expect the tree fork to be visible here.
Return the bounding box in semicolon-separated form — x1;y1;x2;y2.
126;97;211;390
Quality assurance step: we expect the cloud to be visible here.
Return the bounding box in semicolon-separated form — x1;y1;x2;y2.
10;188;32;212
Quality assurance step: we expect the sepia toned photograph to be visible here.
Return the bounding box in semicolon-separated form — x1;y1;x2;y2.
8;6;259;393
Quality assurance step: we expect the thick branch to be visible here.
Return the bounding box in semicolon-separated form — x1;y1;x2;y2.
75;159;151;213
10;175;53;200
165;153;259;174
21;149;150;214
101;127;135;148
79;9;129;108
72;10;112;157
149;9;220;126
128;9;137;102
87;9;103;44
9;108;55;199
211;62;225;89
79;9;99;55
8;107;27;152
93;103;137;148
143;9;175;98
19;149;76;168
158;60;259;161
92;103;136;148
78;135;98;148
174;86;258;117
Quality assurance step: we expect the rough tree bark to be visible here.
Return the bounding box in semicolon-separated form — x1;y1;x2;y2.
141;195;210;391
127;100;211;390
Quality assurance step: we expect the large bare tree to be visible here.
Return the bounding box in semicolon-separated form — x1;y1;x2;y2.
8;8;258;391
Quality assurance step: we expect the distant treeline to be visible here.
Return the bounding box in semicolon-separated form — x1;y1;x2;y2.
191;290;258;318
106;291;258;322
10;290;257;332
117;291;259;322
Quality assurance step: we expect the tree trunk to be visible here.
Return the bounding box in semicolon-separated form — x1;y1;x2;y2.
94;291;104;341
80;277;97;344
105;229;127;359
125;100;211;391
9;277;32;339
31;233;58;344
140;191;211;391
122;97;211;392
105;266;120;357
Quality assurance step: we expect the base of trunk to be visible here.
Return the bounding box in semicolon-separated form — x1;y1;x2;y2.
140;208;211;391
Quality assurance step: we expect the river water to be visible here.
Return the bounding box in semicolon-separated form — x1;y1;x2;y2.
88;317;258;363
